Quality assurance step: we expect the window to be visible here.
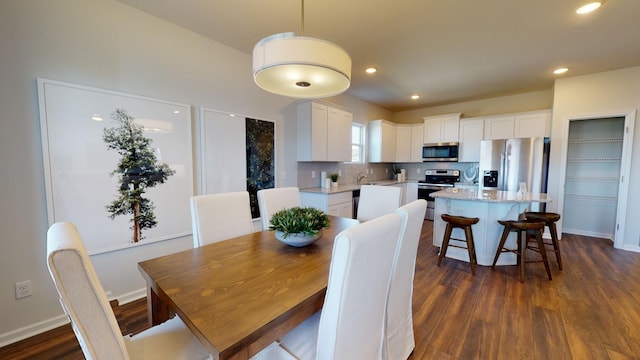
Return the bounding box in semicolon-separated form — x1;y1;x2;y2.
350;122;365;163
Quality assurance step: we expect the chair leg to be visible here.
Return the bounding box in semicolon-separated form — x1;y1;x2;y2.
438;224;453;267
535;229;552;280
548;222;563;270
464;225;476;275
492;225;511;268
517;231;526;283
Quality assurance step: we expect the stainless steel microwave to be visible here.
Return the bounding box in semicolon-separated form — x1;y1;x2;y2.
422;142;459;162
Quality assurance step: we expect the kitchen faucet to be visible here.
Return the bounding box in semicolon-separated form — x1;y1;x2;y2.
356;172;367;184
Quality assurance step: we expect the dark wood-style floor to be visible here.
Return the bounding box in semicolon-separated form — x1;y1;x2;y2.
2;220;640;359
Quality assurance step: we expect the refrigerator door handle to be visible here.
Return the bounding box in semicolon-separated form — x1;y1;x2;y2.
500;152;506;190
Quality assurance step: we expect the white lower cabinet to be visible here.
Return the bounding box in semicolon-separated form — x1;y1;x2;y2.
405;182;418;204
390;183;406;206
300;191;353;218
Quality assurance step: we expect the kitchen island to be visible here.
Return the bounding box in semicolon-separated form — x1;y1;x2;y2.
431;188;551;266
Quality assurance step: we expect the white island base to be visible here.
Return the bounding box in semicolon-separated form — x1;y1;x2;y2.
432;189;551;266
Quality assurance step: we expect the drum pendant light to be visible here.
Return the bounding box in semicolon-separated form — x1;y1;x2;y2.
252;0;351;98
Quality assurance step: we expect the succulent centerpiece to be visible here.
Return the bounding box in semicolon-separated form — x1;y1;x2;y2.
269;207;330;247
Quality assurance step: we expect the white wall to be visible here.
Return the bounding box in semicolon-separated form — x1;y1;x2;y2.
547;66;640;250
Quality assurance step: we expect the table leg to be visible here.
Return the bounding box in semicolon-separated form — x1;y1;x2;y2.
147;286;172;326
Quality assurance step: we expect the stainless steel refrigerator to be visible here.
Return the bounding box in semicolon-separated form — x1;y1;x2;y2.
479;137;547;194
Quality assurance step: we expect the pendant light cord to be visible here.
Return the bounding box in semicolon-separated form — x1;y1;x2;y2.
301;0;305;36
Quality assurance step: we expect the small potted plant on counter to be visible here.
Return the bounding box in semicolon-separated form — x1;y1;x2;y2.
329;173;340;187
269;207;330;247
392;165;403;181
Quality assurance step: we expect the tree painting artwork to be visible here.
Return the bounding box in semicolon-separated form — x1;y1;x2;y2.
103;109;175;243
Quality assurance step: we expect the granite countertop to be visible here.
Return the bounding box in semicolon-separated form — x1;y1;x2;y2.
300;179;416;194
430;188;552;203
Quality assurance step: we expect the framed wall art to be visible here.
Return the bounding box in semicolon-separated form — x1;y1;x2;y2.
38;78;193;254
197;108;275;219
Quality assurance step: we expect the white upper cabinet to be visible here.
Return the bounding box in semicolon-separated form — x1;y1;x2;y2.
395;125;412;162
410;123;424;162
369;119;397;163
458;117;484;162
395;124;423;163
297;101;352;162
423;113;461;143
327;106;353;161
483;115;515;140
484;110;551;140
514;110;551;138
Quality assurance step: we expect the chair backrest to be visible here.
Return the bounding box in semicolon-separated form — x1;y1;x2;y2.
357;185;402;222
46;222;129;360
190;191;254;247
257;187;301;230
317;213;403;360
384;199;427;360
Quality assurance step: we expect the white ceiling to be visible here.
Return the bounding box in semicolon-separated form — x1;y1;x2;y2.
118;0;640;112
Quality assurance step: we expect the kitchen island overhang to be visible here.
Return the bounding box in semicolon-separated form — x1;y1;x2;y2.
430;188;552;266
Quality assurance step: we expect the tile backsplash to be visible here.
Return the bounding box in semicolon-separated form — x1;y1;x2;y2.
297;161;479;189
297;162;394;189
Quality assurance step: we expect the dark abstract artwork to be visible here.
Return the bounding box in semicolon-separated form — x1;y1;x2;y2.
246;118;274;218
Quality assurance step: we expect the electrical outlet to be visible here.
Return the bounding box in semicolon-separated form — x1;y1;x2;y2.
311;170;316;178
15;280;32;299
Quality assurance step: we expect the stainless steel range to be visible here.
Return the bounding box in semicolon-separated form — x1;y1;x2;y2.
418;169;460;220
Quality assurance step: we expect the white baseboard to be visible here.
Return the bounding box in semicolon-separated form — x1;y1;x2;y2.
563;228;613;241
117;288;146;305
0;288;146;348
621;244;640;253
0;314;69;348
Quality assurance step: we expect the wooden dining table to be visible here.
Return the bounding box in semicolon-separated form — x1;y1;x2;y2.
138;215;359;360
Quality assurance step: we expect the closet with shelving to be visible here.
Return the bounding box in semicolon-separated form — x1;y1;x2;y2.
563;117;624;239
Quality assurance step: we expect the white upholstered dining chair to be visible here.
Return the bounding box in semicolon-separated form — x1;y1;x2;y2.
384;199;427;360
253;212;404;360
46;222;212;360
190;191;254;247
257;187;301;230
356;185;402;222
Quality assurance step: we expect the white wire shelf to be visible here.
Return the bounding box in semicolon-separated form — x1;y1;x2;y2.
565;176;619;183
567;157;621;162
565;194;617;202
567;137;623;144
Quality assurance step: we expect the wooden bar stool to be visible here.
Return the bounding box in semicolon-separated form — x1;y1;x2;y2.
438;214;480;275
524;212;562;270
492;220;552;282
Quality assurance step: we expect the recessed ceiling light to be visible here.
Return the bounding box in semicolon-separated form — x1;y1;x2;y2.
91;114;103;121
576;2;603;14
365;67;377;74
411;95;420;100
553;67;569;75
173;110;180;114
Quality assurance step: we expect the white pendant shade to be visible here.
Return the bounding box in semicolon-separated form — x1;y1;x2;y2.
253;32;351;98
